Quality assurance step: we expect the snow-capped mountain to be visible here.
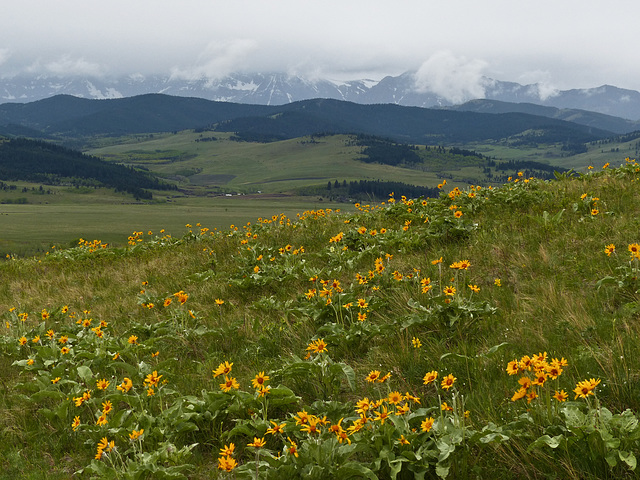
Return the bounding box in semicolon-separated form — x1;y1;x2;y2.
2;71;640;121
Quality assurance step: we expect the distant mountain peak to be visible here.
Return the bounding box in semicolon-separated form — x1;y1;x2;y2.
1;71;640;121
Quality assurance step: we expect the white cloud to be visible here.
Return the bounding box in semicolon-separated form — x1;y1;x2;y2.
413;51;488;104
2;2;640;92
513;70;559;101
27;55;106;77
0;48;9;66
535;83;560;101
169;39;258;84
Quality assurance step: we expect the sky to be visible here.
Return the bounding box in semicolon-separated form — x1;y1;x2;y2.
2;0;639;98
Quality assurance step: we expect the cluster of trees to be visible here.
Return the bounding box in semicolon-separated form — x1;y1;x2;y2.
444;146;488;160
194;136;218;143
0;138;176;200
349;135;421;166
347;135;496;171
0;181;17;191
590;131;640;145
229;132;288;143
326;178;440;200
561;142;588;154
494;159;567;180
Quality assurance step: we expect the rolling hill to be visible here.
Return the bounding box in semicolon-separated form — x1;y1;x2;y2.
0;137;175;199
0;94;613;145
445;99;640;135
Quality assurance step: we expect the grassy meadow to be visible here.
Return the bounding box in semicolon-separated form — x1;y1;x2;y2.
0;181;349;257
1;158;640;479
84;130;639;196
84;132;498;195
87;132;434;195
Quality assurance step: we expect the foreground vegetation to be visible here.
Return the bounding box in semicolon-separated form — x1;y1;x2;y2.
1;159;640;479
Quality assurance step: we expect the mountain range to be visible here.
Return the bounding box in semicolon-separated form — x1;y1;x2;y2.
0;94;614;147
2;71;640;122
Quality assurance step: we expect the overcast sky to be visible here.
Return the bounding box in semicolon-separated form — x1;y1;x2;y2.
2;0;639;94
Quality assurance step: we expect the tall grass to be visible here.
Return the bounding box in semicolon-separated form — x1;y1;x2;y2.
1;161;640;478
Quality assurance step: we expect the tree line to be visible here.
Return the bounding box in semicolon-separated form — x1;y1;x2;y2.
0;138;176;199
326;178;440;200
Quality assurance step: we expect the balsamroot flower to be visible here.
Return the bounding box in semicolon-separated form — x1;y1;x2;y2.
421;417;435;433
144;371;162;387
217;455;237;472
553;390;568;402
365;370;381;383
306;338;328;355
441;374;456;390
573;378;601;399
247;437;266;448
212;361;233;378
423;370;438;385
96;378;110;390
219;375;239;393
251;371;270;390
117;377;133;393
219;443;235;456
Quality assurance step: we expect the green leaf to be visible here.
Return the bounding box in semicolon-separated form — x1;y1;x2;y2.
226;422;254;438
266;386;299;408
619;450;637;470
605;452;618;468
335;462;378;480
595;276;618;289
76;365;93;384
612;409;639;434
29;390;66;403
108;408;131;428
407;298;428;311
338;362;356;391
439;352;472;361
562;406;587;429
528;434;564;450
435;462;450;478
479;432;509;444
436;439;456;461
389;459;406;479
483;342;509;356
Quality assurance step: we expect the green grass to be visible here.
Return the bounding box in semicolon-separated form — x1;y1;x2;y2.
86;131;640;196
467;136;640;171
0;192;349;257
86;132;494;194
1;160;640;478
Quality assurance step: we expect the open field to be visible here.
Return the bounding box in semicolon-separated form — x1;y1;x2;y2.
0;192;350;257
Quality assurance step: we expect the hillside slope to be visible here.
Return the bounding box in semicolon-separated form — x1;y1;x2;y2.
0;137;175;198
0;94;613;144
446;99;640;134
1;159;639;478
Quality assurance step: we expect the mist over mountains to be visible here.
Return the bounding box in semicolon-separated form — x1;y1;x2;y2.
2;71;640;122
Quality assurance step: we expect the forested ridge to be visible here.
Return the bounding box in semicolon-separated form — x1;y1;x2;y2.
0;138;175;199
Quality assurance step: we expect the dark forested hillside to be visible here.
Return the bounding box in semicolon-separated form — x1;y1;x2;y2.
0;138;175;199
0;94;614;145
